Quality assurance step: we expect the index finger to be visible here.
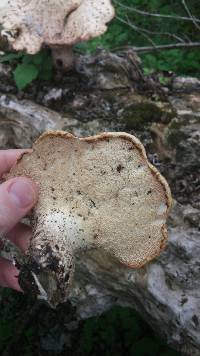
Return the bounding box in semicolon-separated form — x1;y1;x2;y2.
0;149;31;177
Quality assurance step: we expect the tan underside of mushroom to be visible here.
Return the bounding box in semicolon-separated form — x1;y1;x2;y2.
1;0;115;53
6;131;172;305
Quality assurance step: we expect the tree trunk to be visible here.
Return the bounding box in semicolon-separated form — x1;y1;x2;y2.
0;50;199;355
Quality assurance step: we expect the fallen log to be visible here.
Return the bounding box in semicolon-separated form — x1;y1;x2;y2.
0;50;199;354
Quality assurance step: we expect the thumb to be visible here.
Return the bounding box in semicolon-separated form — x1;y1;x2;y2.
0;177;38;233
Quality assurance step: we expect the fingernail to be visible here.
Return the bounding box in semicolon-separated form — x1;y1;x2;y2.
8;179;36;208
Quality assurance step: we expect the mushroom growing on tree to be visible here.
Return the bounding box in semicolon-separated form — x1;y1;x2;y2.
0;0;115;70
6;131;172;307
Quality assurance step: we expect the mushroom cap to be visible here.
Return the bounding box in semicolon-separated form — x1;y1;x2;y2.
7;131;172;268
1;0;115;54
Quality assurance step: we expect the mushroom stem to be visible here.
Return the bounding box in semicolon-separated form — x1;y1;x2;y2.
21;213;77;306
21;207;94;306
51;45;75;71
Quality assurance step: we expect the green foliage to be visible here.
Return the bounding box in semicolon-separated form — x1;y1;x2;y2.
1;0;199;89
79;307;180;356
0;52;23;63
14;63;39;90
77;0;200;77
0;289;181;356
0;49;53;89
0;319;16;347
0;289;17;348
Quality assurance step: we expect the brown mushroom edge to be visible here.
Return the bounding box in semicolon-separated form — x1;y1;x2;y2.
5;131;172;306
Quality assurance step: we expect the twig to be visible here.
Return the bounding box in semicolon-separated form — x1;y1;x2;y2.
114;0;200;23
117;16;157;49
111;42;200;53
181;0;200;31
116;16;185;43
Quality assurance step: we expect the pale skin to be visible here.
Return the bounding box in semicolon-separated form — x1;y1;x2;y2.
0;150;39;291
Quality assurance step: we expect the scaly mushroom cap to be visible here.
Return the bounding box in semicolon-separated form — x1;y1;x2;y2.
6;131;172;306
1;0;115;54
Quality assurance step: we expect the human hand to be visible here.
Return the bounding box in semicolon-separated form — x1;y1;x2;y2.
0;150;38;291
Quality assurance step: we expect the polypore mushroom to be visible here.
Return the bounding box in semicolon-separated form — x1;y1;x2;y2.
0;0;115;70
6;131;172;307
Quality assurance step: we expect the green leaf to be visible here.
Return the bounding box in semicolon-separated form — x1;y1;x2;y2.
38;54;53;81
0;52;23;63
22;54;34;65
80;318;96;355
31;52;44;66
13;63;39;90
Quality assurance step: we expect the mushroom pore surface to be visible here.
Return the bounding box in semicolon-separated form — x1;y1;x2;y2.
6;131;172;306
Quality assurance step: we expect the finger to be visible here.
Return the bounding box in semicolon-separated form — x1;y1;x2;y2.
0;149;31;177
0;177;38;234
0;257;22;291
6;223;32;253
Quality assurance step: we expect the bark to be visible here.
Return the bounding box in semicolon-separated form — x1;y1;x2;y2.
0;50;199;355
